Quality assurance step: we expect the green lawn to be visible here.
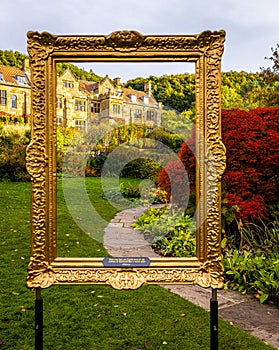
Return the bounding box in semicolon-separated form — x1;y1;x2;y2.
0;180;275;350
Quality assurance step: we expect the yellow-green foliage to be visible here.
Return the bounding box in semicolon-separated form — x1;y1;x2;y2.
0;124;30;181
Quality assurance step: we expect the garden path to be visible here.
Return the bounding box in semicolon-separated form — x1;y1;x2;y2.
103;206;279;349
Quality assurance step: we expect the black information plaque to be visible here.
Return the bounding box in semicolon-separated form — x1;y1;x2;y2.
103;257;150;268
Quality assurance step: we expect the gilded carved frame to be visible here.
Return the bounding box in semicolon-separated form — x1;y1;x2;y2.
26;30;226;290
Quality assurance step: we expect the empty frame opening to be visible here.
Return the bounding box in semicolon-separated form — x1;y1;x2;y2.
55;61;197;260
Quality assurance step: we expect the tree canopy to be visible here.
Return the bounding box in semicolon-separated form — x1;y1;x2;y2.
125;70;279;113
56;62;102;82
0;49;102;82
1;48;278;110
0;50;28;68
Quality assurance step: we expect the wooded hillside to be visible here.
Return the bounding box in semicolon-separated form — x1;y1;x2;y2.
1;49;278;111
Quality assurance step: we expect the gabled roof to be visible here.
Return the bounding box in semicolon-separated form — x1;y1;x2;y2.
59;69;77;82
79;80;98;93
79;81;158;106
0;65;30;86
122;87;157;106
57;67;159;106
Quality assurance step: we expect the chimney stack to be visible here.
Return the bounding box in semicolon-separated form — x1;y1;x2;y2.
23;58;30;69
114;77;121;87
144;81;152;96
22;58;31;81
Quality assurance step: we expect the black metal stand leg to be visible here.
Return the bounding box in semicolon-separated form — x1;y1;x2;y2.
210;288;218;350
35;288;43;350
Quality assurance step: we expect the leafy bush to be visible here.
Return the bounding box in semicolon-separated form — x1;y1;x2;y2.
97;124;147;150
222;108;279;223
13;116;25;124
120;158;162;180
56;126;77;172
86;150;107;177
0;124;30;181
157;128;195;208
152;215;196;257
0;112;29;125
119;181;141;200
132;206;167;230
158;107;279;232
222;220;279;303
157;160;192;207
101;182;140;206
104;182;168;206
133;206;196;257
222;249;279;304
0;112;13;124
147;127;184;152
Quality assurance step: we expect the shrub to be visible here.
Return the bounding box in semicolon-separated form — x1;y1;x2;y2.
147;127;184;152
222;220;279;303
157;160;192;207
119;181;140;200
0;112;12;124
0;124;30;181
86;151;107;177
132;206;196;257
121;158;162;180
13;116;25;125
158;107;279;227
104;182;168;206
222;249;279;304
0;140;29;181
157;127;195;208
132;206;167;230
97;124;147;150
56;126;77;172
222;107;279;222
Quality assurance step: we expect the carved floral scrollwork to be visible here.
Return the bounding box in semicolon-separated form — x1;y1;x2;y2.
197;30;226;58
27;263;56;289
26;29;226;290
108;270;146;290
207;136;226;182
198;30;226;282
27;266;224;289
57;37;106;51
27;31;56;61
26;29;226;55
198;260;224;289
106;30;145;51
26;140;48;181
27;31;56;48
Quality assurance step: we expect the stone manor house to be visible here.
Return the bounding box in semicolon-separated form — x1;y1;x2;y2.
0;61;161;129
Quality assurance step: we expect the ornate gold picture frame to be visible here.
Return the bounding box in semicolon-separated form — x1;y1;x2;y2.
26;30;226;290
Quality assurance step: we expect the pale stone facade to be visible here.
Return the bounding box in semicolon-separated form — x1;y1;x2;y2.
56;69;88;128
57;69;161;129
0;61;31;120
0;63;161;129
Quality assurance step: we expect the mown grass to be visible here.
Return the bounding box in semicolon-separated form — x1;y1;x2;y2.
0;180;276;349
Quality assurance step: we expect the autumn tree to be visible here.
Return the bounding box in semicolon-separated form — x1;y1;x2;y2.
259;44;279;106
157;107;279;224
261;44;279;78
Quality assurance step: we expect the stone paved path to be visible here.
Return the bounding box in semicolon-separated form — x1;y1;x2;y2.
104;206;279;349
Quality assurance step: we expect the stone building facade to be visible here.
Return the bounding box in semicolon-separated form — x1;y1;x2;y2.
57;69;161;129
0;63;161;129
0;60;31;120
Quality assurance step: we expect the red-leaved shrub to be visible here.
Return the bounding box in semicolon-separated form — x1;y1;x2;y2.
157;107;279;222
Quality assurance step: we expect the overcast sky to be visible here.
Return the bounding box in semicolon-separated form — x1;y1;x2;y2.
1;0;278;81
